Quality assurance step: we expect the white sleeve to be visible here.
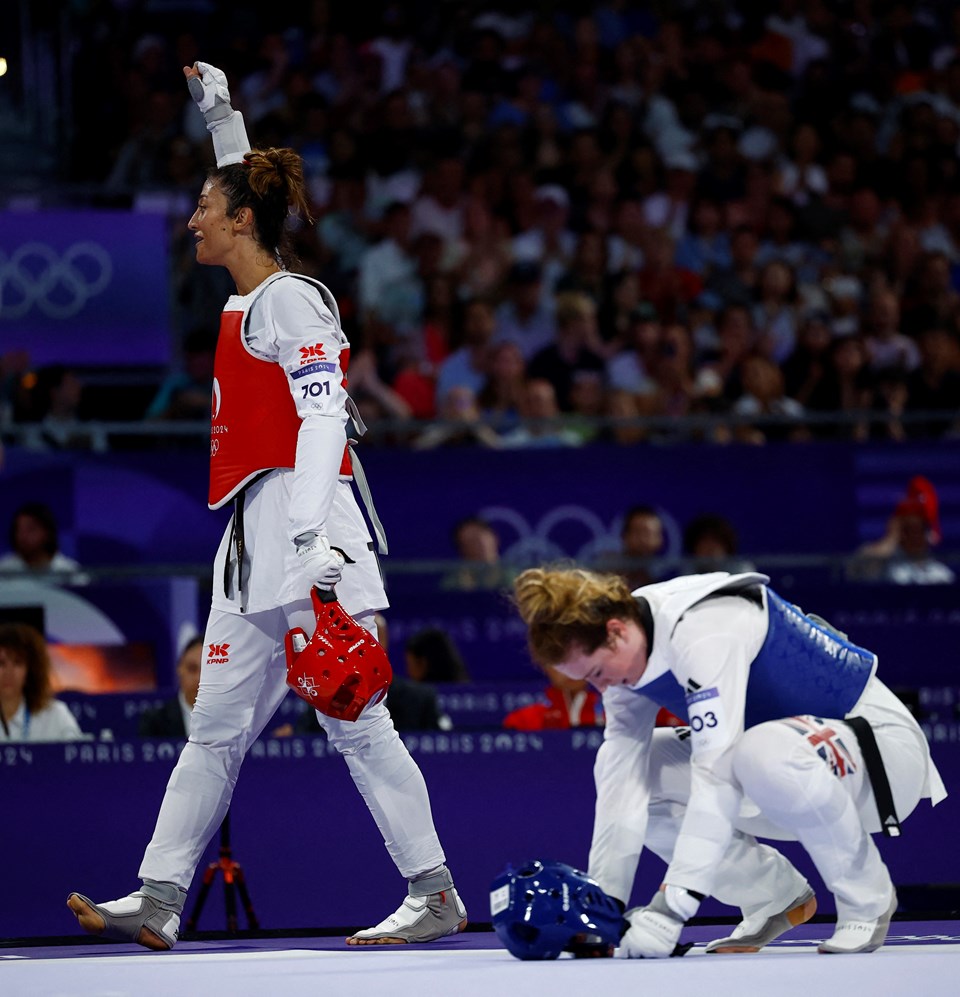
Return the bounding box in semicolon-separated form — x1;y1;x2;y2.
208;109;251;167
662;604;755;897
187;61;250;166
257;279;350;541
587;686;661;905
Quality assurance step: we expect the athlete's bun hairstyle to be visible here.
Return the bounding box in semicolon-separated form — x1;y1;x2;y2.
213;146;312;269
513;567;639;666
243;148;312;224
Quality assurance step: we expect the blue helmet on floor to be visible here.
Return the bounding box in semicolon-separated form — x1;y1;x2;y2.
490;859;624;960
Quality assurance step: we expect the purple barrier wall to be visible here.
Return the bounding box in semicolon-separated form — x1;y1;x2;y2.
1;444;956;687
0;211;172;366
383;582;960;687
6;572;956;694
4;732;957;939
3;441;958;568
57;683;548;740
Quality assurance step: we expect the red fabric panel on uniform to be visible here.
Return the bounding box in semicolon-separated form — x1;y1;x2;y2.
208;310;301;508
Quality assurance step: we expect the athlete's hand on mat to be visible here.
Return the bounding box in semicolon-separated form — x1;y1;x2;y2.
616;891;685;959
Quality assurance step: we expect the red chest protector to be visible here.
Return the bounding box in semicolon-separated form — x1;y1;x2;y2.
208;286;352;510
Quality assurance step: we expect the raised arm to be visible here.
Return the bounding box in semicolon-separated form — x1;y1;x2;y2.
183;62;250;167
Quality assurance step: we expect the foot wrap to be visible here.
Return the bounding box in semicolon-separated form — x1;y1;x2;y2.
347;887;467;945
706;887;817;953
818;891;897;954
66;884;183;950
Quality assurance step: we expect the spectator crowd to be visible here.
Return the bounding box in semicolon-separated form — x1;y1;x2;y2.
3;0;960;447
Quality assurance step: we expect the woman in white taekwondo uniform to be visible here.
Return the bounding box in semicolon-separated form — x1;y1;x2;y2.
67;62;465;950
513;567;945;956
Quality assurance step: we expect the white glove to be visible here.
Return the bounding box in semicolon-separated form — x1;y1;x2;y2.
295;532;345;591
615;891;685;959
186;61;234;124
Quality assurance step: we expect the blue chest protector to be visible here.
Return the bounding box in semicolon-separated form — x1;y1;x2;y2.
630;589;875;729
742;589;875;729
636;671;690;723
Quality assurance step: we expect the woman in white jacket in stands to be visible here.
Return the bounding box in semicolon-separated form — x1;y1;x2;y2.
0;623;83;742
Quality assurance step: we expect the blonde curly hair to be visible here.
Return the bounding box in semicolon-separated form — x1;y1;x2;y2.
513;566;641;667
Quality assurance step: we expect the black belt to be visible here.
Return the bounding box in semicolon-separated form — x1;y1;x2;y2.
223;471;272;612
846;716;902;837
223;491;247;612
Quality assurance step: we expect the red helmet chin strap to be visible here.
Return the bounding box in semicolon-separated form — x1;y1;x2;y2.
285;588;392;722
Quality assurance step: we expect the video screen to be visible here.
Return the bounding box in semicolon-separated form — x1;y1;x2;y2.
47;643;157;694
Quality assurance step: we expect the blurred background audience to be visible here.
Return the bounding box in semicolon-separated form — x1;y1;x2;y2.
403;627;472;685
502;664;604;731
0;503;82;575
2;1;959;450
0;623;85;742
850;475;956;584
138;635;203;738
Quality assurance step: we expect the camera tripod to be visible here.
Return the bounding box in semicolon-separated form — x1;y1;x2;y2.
185;810;260;933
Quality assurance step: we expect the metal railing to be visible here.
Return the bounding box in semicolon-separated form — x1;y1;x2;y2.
3;551;958;587
2;408;958;450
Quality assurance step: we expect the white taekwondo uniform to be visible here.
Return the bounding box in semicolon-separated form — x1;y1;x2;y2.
588;572;945;922
139;272;447;887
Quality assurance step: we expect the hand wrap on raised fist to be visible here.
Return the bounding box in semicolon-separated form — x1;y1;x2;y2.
185;61;249;166
186;62;234;124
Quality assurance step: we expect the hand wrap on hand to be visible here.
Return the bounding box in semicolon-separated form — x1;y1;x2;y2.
187;61;234;125
616;890;687;959
295;532;345;591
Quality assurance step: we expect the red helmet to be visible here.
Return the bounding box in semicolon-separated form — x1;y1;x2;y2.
284;588;392;722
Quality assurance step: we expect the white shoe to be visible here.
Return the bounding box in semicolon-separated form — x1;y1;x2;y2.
347;888;467;945
818;891;897;954
706;887;817;953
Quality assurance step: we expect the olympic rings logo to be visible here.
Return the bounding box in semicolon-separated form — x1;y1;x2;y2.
478;504;681;563
0;241;113;320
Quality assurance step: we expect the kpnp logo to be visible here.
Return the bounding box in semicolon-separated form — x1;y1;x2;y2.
299;343;326;364
207;643;231;664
